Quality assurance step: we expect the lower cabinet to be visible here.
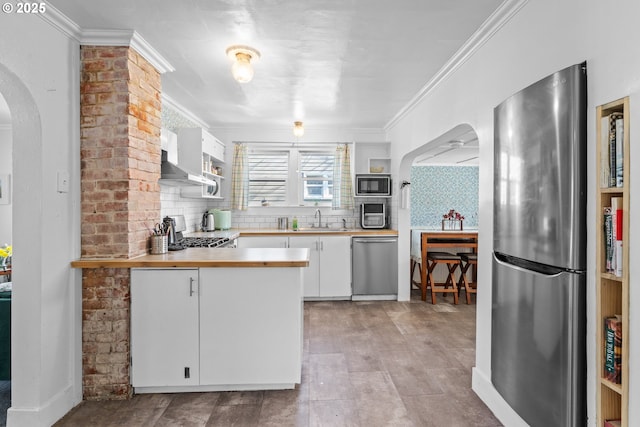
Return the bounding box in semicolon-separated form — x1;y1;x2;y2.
289;235;351;299
130;267;303;392
130;268;200;388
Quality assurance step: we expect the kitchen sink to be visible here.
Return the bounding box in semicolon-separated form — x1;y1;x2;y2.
294;228;351;232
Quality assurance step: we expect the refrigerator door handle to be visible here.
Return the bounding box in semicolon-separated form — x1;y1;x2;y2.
493;252;566;277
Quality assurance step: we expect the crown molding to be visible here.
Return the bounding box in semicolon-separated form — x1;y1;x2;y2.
384;0;529;131
37;2;82;41
80;30;175;74
38;5;174;74
161;94;210;129
129;31;175;74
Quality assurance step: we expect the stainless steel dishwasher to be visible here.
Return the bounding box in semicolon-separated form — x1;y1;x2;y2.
352;236;398;300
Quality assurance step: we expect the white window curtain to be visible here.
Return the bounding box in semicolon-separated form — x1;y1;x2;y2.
332;144;354;210
231;143;249;210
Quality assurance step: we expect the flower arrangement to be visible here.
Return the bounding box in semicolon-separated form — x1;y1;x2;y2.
442;209;464;230
0;244;11;268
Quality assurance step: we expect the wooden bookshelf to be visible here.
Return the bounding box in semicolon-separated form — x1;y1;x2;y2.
596;97;630;427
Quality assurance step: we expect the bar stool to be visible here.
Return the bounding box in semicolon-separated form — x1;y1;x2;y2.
457;252;478;304
426;252;462;304
410;255;423;291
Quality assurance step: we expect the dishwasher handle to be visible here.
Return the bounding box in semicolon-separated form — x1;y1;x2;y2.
353;238;398;244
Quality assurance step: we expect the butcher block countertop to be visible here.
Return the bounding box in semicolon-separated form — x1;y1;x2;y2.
237;228;398;236
71;247;310;269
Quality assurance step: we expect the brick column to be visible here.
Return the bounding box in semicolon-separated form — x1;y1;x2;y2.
80;46;161;400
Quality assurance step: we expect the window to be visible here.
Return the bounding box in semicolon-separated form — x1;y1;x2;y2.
300;152;333;202
247;146;334;206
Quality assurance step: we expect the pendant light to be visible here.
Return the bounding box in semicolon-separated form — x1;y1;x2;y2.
225;45;260;83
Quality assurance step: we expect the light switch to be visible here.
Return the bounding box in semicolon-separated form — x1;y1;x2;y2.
57;171;69;193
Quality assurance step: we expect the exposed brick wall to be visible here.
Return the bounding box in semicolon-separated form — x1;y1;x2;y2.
81;46;161;259
80;46;161;400
81;268;131;400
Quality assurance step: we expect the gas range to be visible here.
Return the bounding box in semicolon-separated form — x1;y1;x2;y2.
180;236;231;248
165;215;235;250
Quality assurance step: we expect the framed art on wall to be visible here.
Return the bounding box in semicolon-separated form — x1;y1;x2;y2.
0;174;10;205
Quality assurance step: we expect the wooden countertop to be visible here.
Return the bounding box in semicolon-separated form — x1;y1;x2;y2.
71;248;310;269
238;228;398;236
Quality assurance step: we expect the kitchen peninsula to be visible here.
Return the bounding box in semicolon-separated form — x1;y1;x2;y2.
71;247;309;394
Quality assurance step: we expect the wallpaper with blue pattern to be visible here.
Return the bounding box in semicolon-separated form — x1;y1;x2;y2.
410;166;479;228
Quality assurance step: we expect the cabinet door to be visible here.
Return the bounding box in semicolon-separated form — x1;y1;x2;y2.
319;236;352;297
237;236;289;248
130;269;200;388
199;268;303;386
288;236;320;297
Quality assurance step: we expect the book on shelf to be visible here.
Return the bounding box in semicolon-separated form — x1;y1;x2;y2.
609;112;623;187
601;112;624;188
605;419;622;427
600;116;610;187
615;117;624;187
604;315;622;384
603;207;613;273
612;197;623;277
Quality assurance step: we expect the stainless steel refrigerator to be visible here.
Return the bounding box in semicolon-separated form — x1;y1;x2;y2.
491;63;587;426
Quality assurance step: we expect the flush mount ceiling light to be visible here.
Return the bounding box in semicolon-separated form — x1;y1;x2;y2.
293;121;304;138
225;45;260;83
448;140;466;147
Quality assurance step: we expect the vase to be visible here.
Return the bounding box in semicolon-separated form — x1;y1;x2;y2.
442;219;463;231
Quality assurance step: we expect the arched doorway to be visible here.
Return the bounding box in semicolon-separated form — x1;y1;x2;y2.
0;61;47;425
395;123;481;302
0;91;11;426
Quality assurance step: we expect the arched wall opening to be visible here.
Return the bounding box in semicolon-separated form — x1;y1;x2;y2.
395;123;481;303
0;61;48;423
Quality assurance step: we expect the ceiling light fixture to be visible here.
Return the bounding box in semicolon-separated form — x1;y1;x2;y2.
448;140;466;147
225;45;260;83
293;121;304;138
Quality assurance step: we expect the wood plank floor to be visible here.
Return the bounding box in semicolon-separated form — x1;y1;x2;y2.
54;294;501;426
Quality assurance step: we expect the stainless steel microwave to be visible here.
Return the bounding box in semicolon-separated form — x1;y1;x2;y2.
355;174;391;197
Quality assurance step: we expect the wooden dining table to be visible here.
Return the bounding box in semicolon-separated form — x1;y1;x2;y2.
415;230;478;299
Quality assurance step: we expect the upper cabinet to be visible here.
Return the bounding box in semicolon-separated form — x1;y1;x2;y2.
355;142;390;174
177;128;226;178
161;128;179;164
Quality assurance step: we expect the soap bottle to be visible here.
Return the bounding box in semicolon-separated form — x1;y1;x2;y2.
292;216;298;231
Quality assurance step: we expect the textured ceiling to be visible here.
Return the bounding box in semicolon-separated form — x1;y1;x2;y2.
44;0;503;132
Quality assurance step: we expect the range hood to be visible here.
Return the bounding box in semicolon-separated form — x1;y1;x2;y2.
159;151;215;186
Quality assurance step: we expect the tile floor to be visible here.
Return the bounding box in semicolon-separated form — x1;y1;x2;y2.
48;293;501;426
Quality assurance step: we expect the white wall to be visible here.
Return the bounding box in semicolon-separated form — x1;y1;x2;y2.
0;126;11;245
0;13;82;427
387;0;640;425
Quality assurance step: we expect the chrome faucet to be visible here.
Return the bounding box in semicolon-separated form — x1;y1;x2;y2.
314;209;322;228
342;218;347;229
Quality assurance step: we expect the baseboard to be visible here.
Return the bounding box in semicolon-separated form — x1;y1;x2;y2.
472;367;528;427
6;383;80;427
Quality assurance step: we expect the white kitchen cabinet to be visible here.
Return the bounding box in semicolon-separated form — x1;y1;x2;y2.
319;236;352;297
199;268;303;386
288;236;321;297
177;127;226;175
289;235;351;299
237;236;289;248
130;268;200;388
130;265;304;393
